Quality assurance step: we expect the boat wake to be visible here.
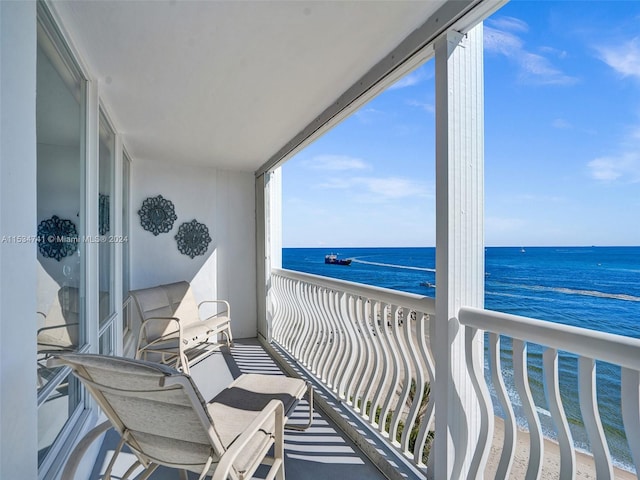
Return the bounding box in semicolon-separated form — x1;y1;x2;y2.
350;258;436;273
514;284;640;303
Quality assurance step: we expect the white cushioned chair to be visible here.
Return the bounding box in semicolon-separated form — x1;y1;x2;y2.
130;281;233;373
50;353;311;480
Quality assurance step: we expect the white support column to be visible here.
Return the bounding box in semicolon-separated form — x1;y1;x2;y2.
0;2;38;478
433;24;485;480
256;169;282;343
267;168;282;271
255;174;267;340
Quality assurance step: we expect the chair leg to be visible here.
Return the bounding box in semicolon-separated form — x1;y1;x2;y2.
285;383;314;431
226;326;234;348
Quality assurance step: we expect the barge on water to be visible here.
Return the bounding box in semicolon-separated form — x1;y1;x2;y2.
325;253;352;266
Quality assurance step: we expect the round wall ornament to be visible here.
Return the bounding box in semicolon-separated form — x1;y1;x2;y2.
37;215;78;261
138;195;177;236
175;219;211;258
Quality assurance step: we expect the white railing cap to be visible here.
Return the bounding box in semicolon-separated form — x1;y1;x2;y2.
273;268;435;314
459;306;640;371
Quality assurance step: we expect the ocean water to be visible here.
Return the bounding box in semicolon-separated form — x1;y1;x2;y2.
283;246;640;471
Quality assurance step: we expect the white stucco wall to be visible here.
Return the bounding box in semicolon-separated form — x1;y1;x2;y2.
0;1;38;478
130;159;257;339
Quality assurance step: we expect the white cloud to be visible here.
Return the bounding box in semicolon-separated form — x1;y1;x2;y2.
539;46;568;60
304;154;369;171
354;107;383;124
588;152;640;182
484;24;578;86
318;175;430;201
597;36;640;80
587;123;640;183
388;65;431;90
407;99;435;113
355;176;429;200
487;16;529;33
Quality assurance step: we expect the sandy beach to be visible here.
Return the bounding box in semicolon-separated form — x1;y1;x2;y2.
485;417;636;479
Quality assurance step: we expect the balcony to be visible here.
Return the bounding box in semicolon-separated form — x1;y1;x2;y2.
52;270;640;479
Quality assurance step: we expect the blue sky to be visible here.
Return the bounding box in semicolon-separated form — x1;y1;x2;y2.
282;1;640;248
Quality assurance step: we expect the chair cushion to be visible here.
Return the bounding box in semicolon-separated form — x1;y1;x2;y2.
213;374;307;420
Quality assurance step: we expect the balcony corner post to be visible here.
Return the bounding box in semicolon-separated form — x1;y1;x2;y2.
433;23;486;480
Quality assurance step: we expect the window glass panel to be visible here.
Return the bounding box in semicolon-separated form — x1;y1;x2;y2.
36;17;85;467
37;375;81;463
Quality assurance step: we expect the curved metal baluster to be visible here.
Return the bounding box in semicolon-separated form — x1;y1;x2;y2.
413;312;435;466
362;300;385;426
316;288;337;383
306;286;327;376
330;292;353;398
278;276;298;352
332;291;357;399
543;347;575;479
490;332;516;479
344;294;366;406
465;327;494;479
301;284;322;370
621;368;640;476
388;307;412;445
294;283;314;367
400;309;426;456
307;284;325;371
353;298;376;419
377;305;402;438
512;339;543;480
370;303;394;433
323;289;344;390
318;289;339;388
579;356;613;479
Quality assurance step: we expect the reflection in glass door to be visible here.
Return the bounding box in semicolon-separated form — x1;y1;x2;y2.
36;14;86;465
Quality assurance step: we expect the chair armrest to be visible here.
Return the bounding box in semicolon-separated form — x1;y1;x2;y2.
136;316;190;371
198;300;230;319
37;322;79;335
211;399;285;480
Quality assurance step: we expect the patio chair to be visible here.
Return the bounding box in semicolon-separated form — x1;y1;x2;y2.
49;353;311;480
130;281;233;374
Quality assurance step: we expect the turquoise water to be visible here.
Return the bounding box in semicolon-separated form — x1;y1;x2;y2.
283;246;640;471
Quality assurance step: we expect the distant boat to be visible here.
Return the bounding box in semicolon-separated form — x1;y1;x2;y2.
420;281;435;288
325;253;352;266
521;247;526;253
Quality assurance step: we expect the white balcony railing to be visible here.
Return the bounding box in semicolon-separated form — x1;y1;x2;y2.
271;269;640;478
271;268;436;467
459;307;640;479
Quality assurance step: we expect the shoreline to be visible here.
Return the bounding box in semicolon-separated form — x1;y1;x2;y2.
485;417;636;479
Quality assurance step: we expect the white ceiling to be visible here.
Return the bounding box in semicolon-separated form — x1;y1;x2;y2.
53;1;483;172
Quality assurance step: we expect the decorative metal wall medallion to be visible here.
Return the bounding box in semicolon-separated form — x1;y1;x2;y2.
37;215;78;261
99;193;110;235
138;195;177;236
175;219;211;258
